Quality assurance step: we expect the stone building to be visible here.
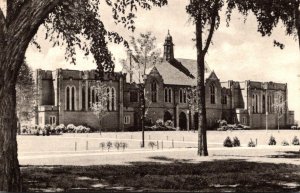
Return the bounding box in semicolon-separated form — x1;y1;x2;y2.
34;32;294;130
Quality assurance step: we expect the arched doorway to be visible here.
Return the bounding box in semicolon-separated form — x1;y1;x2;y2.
164;111;172;122
194;113;199;131
179;112;187;130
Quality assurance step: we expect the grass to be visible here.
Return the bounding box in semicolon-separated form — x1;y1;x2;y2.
21;157;300;192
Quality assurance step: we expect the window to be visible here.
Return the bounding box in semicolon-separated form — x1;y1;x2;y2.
88;87;91;109
242;117;247;124
262;95;266;113
65;86;76;111
255;95;258;113
221;95;227;105
49;116;56;125
164;88;172;103
179;89;183;103
66;87;70;110
210;84;215;104
151;81;157;102
106;87;117;111
82;86;86;110
111;87;116;111
183;89;187;103
130;91;138;102
124;116;130;124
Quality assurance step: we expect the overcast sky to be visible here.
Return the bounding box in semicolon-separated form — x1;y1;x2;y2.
1;0;300;122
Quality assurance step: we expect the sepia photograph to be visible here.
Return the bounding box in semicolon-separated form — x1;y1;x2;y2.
0;0;299;192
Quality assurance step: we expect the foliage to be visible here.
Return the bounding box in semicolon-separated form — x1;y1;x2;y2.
148;141;156;150
226;0;300;49
90;82;109;132
156;119;164;127
100;142;106;151
281;140;290;146
268;135;277;145
120;142;128;151
16;61;37;122
114;141;121;150
107;141;113;151
292;136;300;145
233;137;241;147
55;124;66;134
248;139;256;147
67;124;76;133
223;137;233;147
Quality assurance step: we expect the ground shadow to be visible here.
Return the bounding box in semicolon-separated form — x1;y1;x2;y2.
21;158;300;192
267;151;300;159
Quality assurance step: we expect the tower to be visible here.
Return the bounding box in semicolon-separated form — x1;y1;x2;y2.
163;30;174;61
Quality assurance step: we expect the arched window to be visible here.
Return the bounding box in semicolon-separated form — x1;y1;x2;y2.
164;88;172;103
183;89;187;103
91;87;95;104
82;86;86;110
252;94;255;113
106;87;110;111
179;89;183;103
111;87;116;111
262;95;266;113
88;87;91;109
164;88;168;102
169;88;172;103
66;87;70;110
71;86;75;111
255;95;258;113
210;84;215;104
221;94;227;105
151;81;157;102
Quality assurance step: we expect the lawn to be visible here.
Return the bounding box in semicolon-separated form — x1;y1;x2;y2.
21;158;300;192
18;130;300;192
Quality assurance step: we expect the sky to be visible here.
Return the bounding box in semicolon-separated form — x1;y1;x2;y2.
1;0;300;122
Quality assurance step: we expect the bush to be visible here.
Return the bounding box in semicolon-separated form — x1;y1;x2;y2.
281;140;289;146
165;120;175;130
55;124;66;133
99;142;106;151
233;137;240;147
248;139;256;147
268;135;276;145
107;141;113;151
156;119;164;127
148;141;156;150
223;137;233;147
67;124;76;133
120;142;128;151
292;136;300;145
114;142;121;150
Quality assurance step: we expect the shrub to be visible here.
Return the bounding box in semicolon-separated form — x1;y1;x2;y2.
268;135;276;145
99;142;106;151
148;141;156;150
107;141;113;151
67;124;76;133
114;142;121;150
292;136;300;145
120;142;128;151
156;119;164;127
248;139;256;147
55;124;65;133
223;137;233;147
165;120;175;130
233;137;240;147
281;140;289;146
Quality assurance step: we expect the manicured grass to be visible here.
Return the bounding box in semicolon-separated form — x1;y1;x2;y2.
21;157;300;192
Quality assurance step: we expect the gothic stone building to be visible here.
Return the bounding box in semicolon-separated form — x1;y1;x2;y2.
34;32;295;131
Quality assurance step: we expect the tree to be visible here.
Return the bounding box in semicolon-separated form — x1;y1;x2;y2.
16;61;37;124
123;31;161;148
90;82;109;135
186;0;223;156
0;0;167;191
226;0;300;50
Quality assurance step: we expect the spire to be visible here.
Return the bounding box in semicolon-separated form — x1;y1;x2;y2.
163;30;174;61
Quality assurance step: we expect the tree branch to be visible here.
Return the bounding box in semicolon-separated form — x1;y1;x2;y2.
0;7;7;34
203;0;219;55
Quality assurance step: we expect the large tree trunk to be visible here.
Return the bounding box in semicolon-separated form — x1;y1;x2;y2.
0;82;21;191
196;16;208;156
140;85;145;148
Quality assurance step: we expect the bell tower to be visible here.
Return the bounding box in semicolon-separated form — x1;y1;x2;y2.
163;30;174;61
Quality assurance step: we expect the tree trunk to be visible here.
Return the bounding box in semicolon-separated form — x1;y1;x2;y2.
196;16;208;156
295;0;300;50
0;83;21;191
